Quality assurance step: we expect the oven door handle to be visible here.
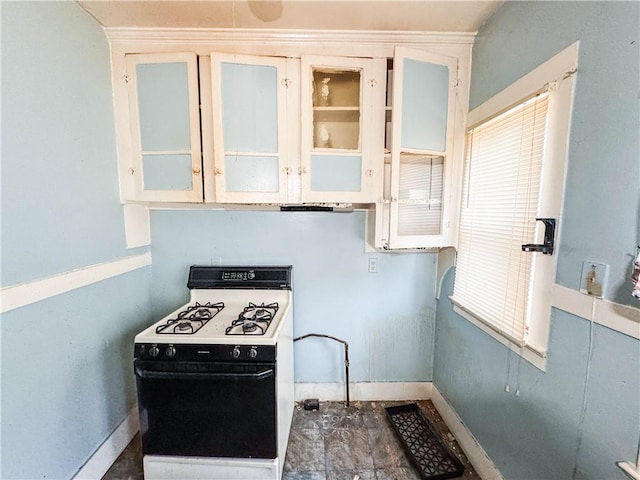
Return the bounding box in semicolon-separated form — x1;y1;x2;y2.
135;366;274;381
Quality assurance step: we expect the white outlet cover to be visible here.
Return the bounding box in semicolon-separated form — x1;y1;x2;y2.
579;261;608;298
368;257;378;273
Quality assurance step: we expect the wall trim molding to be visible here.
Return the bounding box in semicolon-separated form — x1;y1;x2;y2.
447;282;640;373
105;28;476;47
73;406;139;480
551;283;640;340
431;387;504;480
0;252;152;313
105;28;474;67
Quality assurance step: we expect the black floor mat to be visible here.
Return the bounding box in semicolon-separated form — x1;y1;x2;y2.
385;403;465;480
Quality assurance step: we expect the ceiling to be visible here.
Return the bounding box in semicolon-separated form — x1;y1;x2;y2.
76;1;502;33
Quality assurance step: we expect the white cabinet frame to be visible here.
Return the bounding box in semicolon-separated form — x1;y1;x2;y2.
108;31;473;219
300;55;386;204
208;54;298;204
388;47;460;249
125;52;203;202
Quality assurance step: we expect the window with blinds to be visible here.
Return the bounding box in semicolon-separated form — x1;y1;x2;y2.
452;92;550;345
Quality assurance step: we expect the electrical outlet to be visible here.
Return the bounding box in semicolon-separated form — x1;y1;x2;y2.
580;261;608;298
368;257;378;274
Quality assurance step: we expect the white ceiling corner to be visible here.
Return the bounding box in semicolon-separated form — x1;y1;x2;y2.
76;0;502;33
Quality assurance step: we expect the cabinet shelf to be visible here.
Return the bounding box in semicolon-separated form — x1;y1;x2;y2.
313;109;360;123
313;106;360;111
302;55;383;203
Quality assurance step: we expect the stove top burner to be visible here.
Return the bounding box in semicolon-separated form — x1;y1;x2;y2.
156;302;224;334
242;321;260;333
225;302;279;336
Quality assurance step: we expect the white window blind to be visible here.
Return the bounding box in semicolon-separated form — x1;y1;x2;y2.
397;154;444;236
452;93;550;345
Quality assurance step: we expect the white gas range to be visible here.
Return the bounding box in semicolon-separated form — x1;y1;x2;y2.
134;266;294;480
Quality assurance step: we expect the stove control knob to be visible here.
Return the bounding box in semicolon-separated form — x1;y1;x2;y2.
165;346;176;358
232;346;241;359
149;345;160;358
249;347;258;359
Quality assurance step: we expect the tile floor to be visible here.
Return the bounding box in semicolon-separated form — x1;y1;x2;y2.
102;400;479;480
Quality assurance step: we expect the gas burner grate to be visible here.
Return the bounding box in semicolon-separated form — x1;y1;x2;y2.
385;403;464;480
225;302;279;336
155;302;224;334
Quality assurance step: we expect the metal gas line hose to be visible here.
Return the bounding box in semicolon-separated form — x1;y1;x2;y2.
293;333;350;407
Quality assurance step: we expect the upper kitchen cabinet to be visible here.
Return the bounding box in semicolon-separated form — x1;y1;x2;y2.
300;56;386;204
110;33;471;211
123;53;203;202
374;47;462;249
207;54;299;204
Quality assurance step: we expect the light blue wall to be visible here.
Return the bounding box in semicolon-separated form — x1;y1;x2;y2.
1;269;152;479
3;2;637;479
0;1;146;287
149;210;437;383
469;1;639;306
1;2;152;479
436;271;639;479
435;2;640;479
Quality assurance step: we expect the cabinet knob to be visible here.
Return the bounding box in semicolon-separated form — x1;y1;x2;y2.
214;168;223;175
299;167;308;175
192;168;201;175
281;78;291;88
367;169;374;176
368;79;377;88
128;167;135;176
391;196;398;203
284;167;292;175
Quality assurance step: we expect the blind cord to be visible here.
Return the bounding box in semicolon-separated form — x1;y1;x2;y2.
504;347;512;392
571;298;596;479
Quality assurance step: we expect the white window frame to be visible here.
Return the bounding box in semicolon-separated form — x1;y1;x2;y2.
451;42;579;371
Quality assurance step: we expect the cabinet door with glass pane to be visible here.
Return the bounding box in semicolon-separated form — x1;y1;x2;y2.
300;56;385;203
210;54;293;204
125;53;203;202
388;47;458;248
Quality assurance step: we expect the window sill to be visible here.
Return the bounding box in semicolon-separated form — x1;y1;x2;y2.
450;300;547;372
449;286;640;373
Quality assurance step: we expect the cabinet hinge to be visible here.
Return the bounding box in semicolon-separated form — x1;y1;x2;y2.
454;60;460;88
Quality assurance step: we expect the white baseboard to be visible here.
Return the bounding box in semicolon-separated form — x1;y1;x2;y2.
295;382;501;479
73;406;139;480
618;461;640;480
294;381;433;402
431;387;503;480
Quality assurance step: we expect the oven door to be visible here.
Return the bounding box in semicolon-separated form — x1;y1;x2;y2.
134;360;277;459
